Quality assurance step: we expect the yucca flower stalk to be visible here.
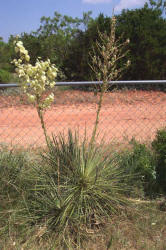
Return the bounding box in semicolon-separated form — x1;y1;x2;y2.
12;39;58;145
90;16;130;145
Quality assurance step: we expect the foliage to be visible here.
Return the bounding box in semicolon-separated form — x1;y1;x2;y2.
18;33;42;66
0;69;11;83
19;130;130;248
36;11;81;65
118;140;156;197
64;13;112;82
0;37;15;72
116;4;166;80
149;0;166;11
152;128;166;194
20;11;92;81
64;5;166;82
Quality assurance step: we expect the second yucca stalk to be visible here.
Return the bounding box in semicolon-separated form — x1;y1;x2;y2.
90;16;130;145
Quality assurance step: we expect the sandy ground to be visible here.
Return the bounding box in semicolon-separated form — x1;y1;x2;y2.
0;89;166;147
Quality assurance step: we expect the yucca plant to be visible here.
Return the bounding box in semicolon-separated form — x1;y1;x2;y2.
21;130;130;247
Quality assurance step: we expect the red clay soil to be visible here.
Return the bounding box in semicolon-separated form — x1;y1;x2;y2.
0;89;166;147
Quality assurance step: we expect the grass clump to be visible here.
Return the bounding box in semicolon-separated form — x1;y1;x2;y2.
0;146;33;242
0;146;28;203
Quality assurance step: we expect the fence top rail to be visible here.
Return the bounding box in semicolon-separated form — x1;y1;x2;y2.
1;80;166;88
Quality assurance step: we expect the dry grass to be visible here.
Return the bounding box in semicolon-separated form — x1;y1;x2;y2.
0;200;165;250
83;200;166;250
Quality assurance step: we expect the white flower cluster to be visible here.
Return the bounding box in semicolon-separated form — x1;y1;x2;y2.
12;40;58;109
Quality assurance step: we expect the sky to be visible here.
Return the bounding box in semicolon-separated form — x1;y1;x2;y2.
1;0;147;42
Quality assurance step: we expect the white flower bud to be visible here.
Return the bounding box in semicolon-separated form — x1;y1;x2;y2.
27;94;36;103
50;82;55;88
25;54;30;62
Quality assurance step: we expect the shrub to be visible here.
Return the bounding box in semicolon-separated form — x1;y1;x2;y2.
0;69;11;83
118;139;156;198
20;130;130;248
152;128;166;194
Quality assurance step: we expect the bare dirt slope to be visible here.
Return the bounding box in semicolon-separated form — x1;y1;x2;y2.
0;89;166;146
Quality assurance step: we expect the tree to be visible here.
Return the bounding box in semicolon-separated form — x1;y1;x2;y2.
0;37;15;72
66;5;166;82
116;4;166;80
149;0;166;11
35;12;82;66
19;11;92;80
18;33;42;66
63;13;112;81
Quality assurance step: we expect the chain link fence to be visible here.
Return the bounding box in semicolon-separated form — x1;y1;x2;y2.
0;81;166;147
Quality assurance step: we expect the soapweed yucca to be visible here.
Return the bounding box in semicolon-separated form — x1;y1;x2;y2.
22;130;129;247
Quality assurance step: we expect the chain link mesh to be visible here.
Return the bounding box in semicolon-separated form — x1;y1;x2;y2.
0;84;166;147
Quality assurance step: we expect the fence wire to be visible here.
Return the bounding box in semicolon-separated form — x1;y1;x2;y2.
0;81;166;147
